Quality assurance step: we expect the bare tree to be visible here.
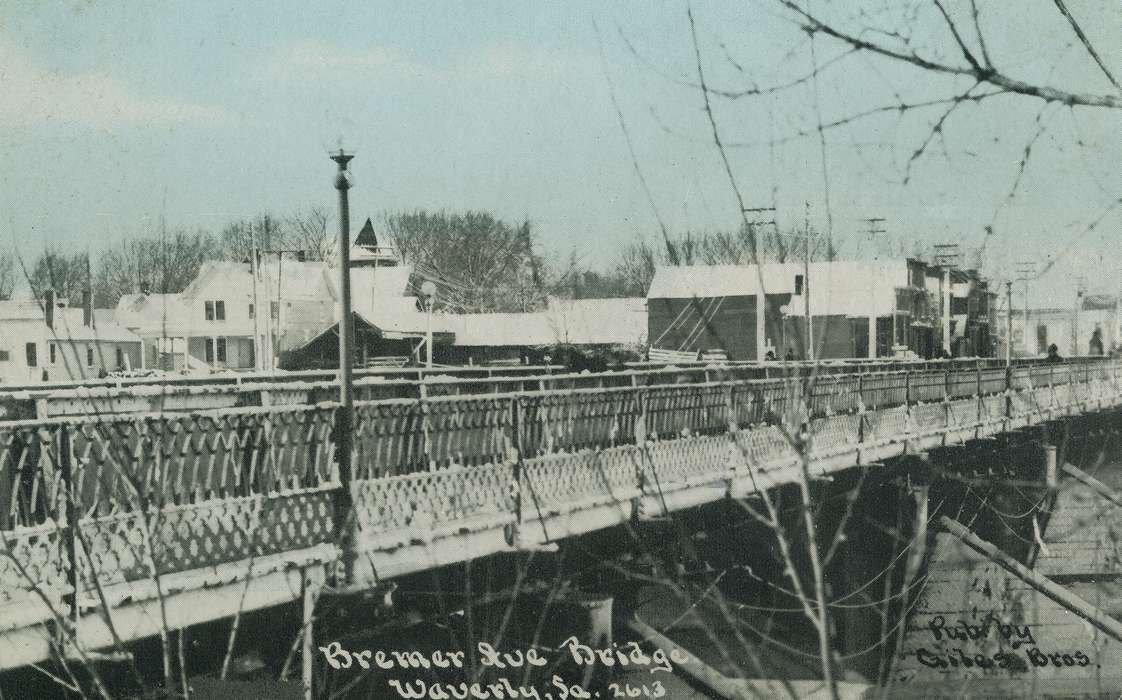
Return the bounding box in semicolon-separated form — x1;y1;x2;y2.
285;206;336;264
94;229;219;307
27;248;90;300
383;210;547;313
0;251;15;300
220;214;286;262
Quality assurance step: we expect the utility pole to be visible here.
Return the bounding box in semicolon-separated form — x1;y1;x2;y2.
1074;276;1087;357
1005;281;1013;365
862;217;887;260
250;232;262;371
803;201;813;362
742;205;776;362
256;247;307;370
1016;261;1035;355
933;244;961;357
863;217;888;355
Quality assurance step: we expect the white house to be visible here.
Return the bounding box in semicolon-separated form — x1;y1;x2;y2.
116;259;337;371
0;294;143;385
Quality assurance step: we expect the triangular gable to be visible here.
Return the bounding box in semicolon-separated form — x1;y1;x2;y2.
354;218;379;248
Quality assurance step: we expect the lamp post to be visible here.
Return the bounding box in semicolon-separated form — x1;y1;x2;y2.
421;280;437;369
329;150;355;582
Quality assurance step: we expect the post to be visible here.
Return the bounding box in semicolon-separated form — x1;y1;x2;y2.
1024;277;1031;355
301;567;322;700
426;301;433;369
1003;281;1012;365
755;293;766;362
331;150;355;577
250;231;261;370
1073;287;1081;357
867;315;876;359
942;266;952;356
804;204;813;362
275;251;285;370
1044;443;1058;491
58;425;79;629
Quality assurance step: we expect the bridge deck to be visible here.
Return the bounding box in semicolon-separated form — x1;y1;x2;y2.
1;359;1120;669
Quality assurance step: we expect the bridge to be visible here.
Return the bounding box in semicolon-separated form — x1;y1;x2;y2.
2;357;1120;680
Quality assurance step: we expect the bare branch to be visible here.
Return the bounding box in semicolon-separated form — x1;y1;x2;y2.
968;0;993;68
777;0;1122;108
1051;0;1121;90
933;0;982;72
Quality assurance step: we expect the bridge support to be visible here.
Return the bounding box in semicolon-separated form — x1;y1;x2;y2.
301;566;323;700
1044;443;1058;491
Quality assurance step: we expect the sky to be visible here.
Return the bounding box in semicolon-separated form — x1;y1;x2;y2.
0;0;1119;308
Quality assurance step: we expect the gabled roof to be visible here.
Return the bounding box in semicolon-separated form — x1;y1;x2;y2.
0;306;141;343
446;297;647;347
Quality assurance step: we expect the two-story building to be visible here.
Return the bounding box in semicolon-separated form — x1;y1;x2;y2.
645;259;992;360
0;292;143;385
116;259;337;371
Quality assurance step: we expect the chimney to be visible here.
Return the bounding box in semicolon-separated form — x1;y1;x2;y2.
44;290;56;329
82;289;93;327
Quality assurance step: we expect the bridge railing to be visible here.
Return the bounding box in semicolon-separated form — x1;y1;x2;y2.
2;358;1120;610
5;357;1093;421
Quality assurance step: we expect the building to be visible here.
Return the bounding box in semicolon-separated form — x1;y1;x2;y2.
116;258;337;371
1003;294;1119;358
646;259;994;361
0;292;142;385
440;297;647;367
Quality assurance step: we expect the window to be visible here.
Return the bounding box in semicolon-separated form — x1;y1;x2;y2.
86;347;94;368
205;341;214;364
49;342;57;365
215;301;226;321
216;338;227;363
115;347;125;369
204;301;215;321
248;303;255;319
794;275;804;295
270;301;279;321
25;343;37;367
0;350;9;362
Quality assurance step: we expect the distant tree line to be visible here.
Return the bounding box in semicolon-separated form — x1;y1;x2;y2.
0;208;859;312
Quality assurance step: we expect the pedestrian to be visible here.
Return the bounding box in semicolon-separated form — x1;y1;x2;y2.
1090;327;1104;356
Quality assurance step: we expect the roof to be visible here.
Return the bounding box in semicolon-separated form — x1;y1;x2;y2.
647;264;796;299
647;260;913;318
115;293;192;335
180;259;335;302
1084;294;1117;311
0;307;141;343
448;297;647;347
354;218;379;248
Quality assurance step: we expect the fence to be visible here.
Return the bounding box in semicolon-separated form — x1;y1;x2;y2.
1;358;1119;621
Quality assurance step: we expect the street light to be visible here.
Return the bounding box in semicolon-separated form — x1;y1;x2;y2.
421;280;437;369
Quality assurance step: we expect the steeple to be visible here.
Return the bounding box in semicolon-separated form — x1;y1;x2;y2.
354;217;379;248
350;216;398;267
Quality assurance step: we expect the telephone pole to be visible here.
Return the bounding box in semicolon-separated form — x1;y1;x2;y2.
1074;276;1087;356
742;205;777;362
933;244;961;357
1016;261;1035;355
803;201;813;362
1005;281;1013;365
862;217;887;260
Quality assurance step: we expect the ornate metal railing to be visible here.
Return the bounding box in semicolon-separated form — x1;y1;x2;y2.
1;358;1120;621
